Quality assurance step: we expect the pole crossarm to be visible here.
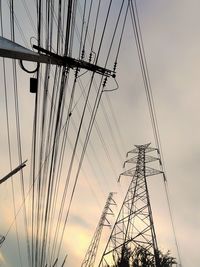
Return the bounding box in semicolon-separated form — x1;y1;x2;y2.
0;37;115;77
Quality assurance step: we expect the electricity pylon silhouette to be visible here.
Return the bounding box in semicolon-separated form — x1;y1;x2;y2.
81;192;116;267
0;235;5;246
98;143;163;267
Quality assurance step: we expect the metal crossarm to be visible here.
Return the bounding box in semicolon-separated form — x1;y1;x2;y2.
0;37;115;77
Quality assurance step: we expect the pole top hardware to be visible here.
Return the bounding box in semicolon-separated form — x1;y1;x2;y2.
33;45;116;78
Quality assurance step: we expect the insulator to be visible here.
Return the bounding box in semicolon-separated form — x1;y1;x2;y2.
89;52;92;62
113;61;117;72
75;68;80;78
81;49;85;60
103;77;107;87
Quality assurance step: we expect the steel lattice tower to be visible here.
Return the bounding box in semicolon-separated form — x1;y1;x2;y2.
98;143;163;267
0;235;5;246
81;192;116;267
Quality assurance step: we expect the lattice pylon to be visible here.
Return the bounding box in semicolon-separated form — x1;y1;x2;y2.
81;192;116;267
0;235;5;247
98;143;163;267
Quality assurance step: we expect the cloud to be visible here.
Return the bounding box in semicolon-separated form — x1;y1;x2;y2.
1;1;200;267
0;251;6;265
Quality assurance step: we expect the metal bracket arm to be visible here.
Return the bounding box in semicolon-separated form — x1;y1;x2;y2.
33;45;116;77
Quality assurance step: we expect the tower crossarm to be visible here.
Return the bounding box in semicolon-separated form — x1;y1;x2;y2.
123;155;160;167
126;143;159;157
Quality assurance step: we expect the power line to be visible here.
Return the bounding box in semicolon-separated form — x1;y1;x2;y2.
129;1;183;265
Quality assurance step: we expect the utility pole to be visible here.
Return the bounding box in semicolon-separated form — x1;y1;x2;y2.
81;192;116;267
98;144;163;267
0;160;27;185
0;160;27;246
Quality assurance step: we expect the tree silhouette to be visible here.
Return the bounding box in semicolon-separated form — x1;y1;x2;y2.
109;245;176;267
157;250;177;267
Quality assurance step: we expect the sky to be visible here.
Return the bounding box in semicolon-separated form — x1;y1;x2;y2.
0;0;200;267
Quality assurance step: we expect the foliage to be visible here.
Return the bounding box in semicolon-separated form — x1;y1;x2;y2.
157;250;177;267
109;245;176;267
132;246;154;267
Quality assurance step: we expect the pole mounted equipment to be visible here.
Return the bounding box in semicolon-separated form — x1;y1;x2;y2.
98;143;163;267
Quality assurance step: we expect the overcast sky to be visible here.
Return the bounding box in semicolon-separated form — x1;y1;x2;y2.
0;1;200;267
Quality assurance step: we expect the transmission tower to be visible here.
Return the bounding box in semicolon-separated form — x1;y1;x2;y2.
0;235;5;246
98;143;163;267
81;192;116;267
